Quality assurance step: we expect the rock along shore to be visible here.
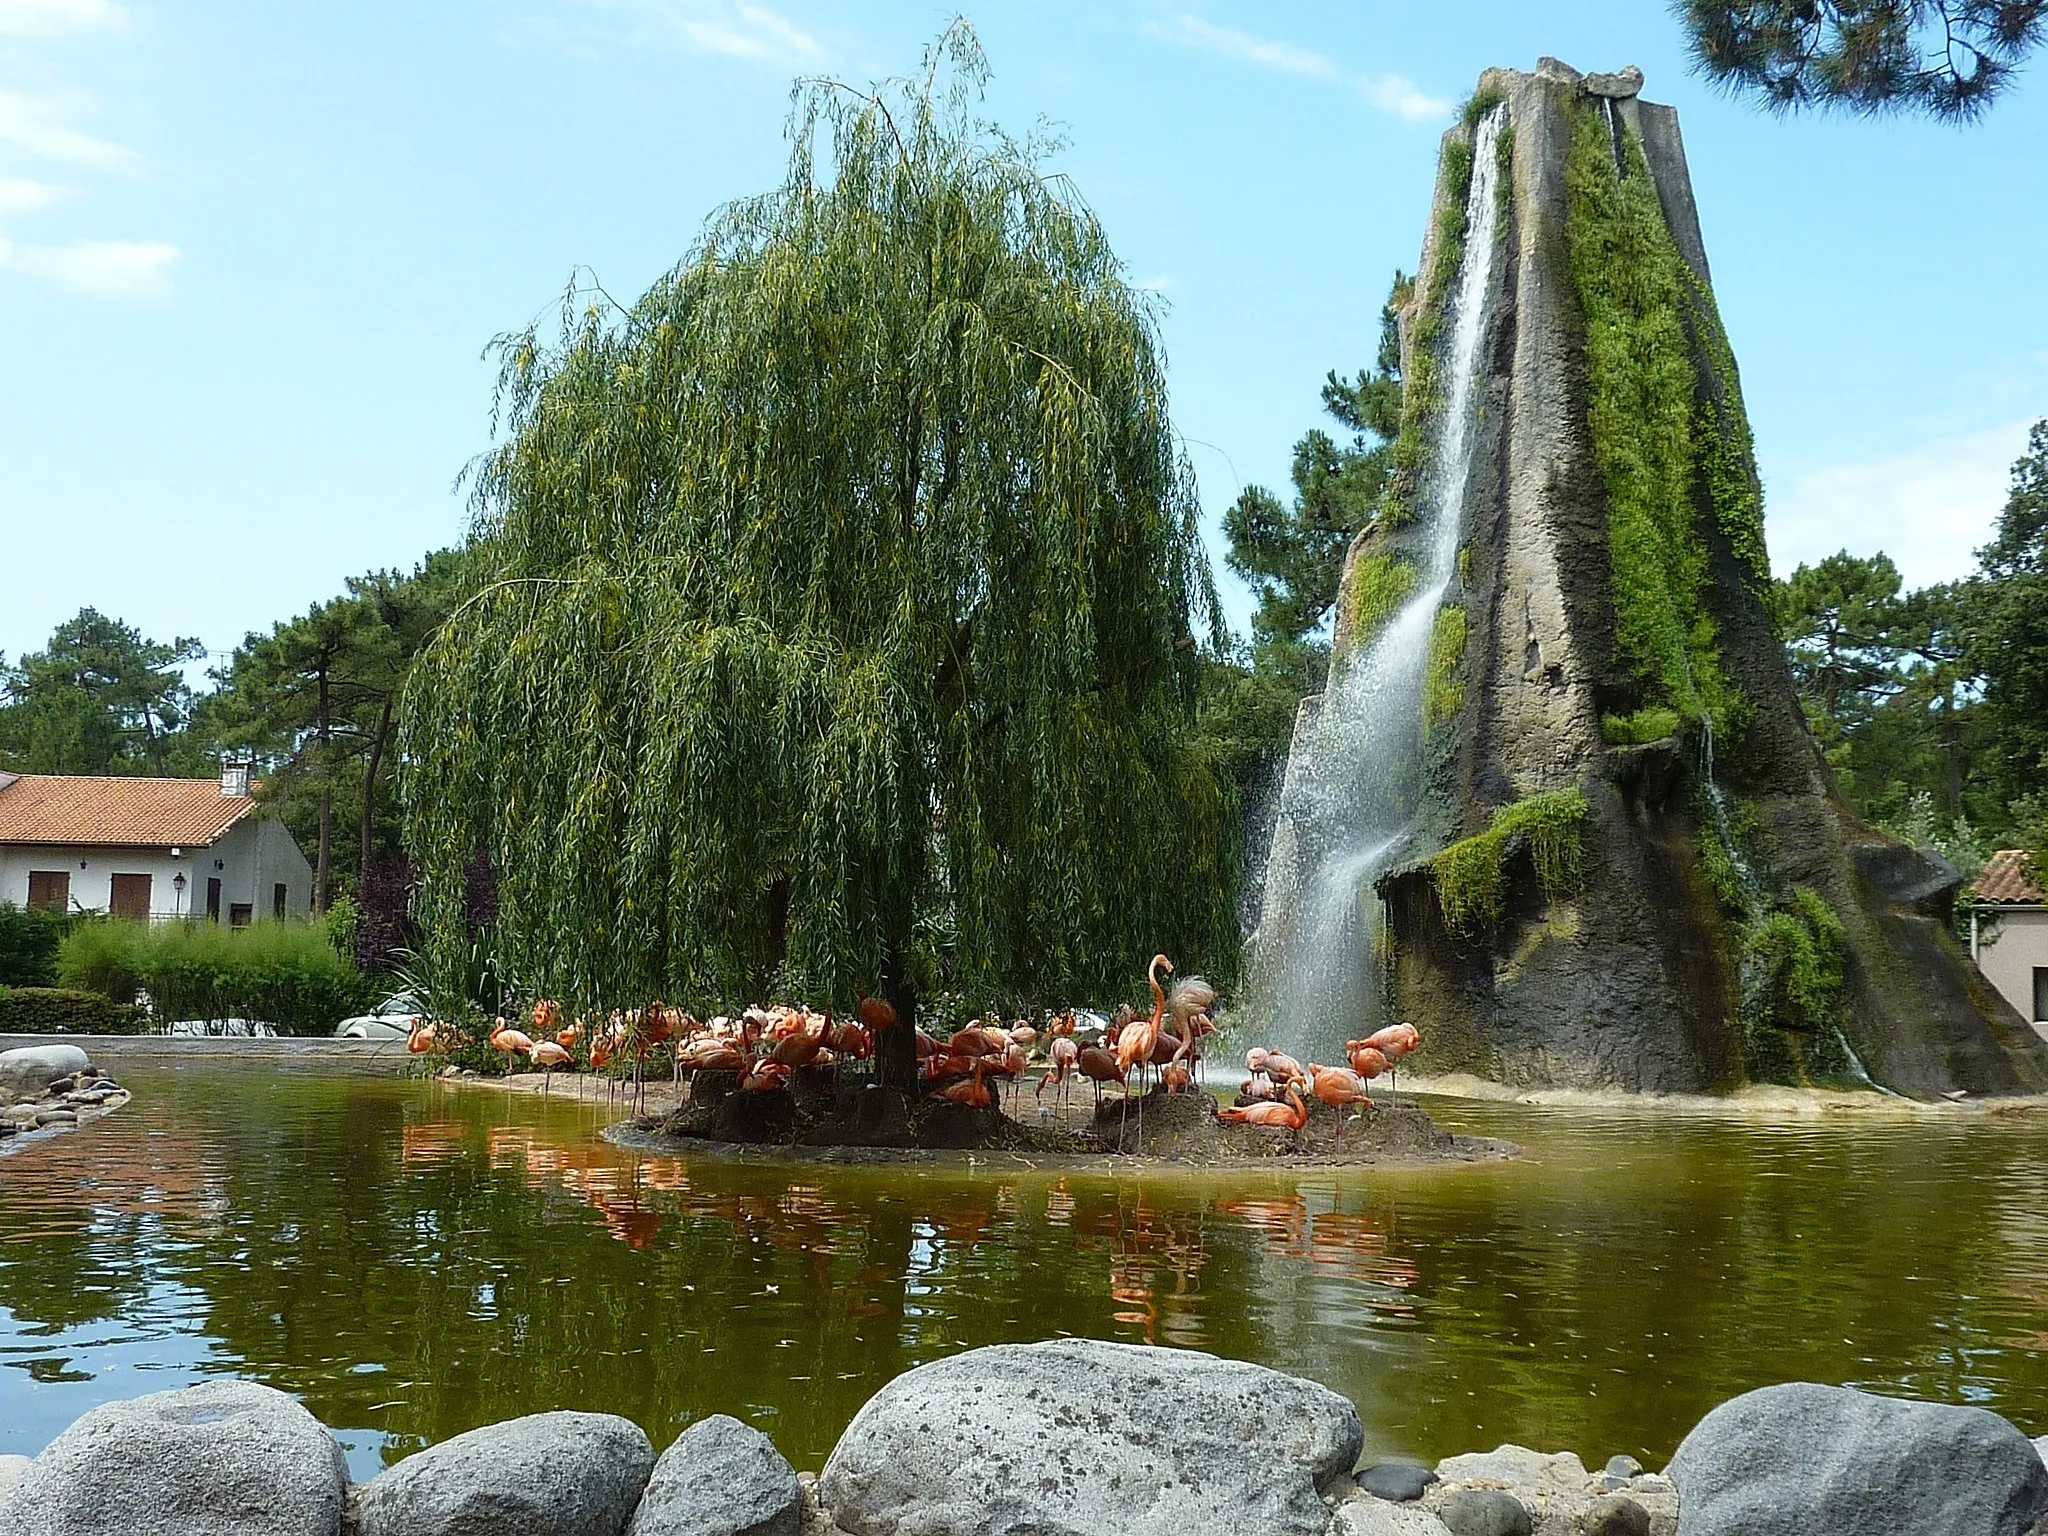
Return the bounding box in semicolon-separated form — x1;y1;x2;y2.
4;1343;2048;1536
0;1044;128;1155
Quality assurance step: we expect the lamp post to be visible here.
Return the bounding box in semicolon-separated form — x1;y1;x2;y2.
172;870;187;917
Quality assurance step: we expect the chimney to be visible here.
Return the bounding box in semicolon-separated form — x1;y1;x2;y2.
219;759;251;798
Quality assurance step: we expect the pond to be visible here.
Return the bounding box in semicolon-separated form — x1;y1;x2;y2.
3;1065;2047;1480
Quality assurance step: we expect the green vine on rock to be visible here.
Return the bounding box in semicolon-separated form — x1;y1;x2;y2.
1423;788;1589;936
1743;886;1847;1037
1563;97;1743;729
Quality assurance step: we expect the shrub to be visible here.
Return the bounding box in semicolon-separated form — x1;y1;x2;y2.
0;902;79;988
57;917;374;1037
0;986;150;1034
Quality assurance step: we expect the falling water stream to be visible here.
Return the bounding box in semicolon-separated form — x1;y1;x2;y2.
1246;107;1507;1057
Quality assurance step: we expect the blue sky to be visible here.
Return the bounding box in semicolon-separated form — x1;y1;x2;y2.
2;0;2045;678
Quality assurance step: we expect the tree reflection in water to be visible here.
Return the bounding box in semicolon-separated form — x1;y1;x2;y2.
6;1069;2048;1479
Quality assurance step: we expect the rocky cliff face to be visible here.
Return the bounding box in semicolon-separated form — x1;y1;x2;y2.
1273;60;2048;1097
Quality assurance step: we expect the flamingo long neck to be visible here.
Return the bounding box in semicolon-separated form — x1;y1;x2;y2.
1147;960;1166;1032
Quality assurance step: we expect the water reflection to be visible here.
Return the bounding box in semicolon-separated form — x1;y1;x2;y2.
3;1069;2048;1479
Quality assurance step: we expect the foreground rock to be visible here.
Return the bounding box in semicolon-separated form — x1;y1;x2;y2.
1668;1383;2048;1535
820;1339;1361;1536
1331;1443;1678;1536
0;1046;89;1098
0;1379;345;1536
356;1410;653;1536
628;1415;801;1536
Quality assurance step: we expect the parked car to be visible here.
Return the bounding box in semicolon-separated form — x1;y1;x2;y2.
332;993;424;1041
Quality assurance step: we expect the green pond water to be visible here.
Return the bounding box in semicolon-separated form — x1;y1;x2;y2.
4;1064;2048;1481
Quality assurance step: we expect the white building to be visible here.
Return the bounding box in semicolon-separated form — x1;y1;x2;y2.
0;766;314;923
1970;850;2048;1035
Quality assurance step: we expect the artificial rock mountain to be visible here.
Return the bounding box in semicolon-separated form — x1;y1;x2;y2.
1254;60;2047;1098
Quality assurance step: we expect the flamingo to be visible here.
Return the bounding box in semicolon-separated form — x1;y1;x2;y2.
527;1039;572;1095
1219;1082;1308;1132
489;1020;535;1073
740;1060;791;1094
1076;1043;1124;1115
1358;1022;1421;1106
405;1018;442;1055
1264;1050;1306;1087
1308;1064;1372;1150
1038;1036;1080;1119
768;1009;831;1070
932;1060;992;1109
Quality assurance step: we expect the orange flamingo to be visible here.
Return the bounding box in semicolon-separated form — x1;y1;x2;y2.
740;1060;791;1094
1117;954;1172;1094
1308;1064;1372;1150
489;1019;535;1073
405;1018;442;1055
932;1060;992;1109
1358;1022;1420;1105
1219;1082;1308;1132
768;1009;831;1069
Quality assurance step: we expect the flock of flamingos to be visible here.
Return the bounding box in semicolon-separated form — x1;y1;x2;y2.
404;954;1422;1145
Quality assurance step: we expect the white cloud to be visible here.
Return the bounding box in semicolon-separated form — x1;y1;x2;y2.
1358;73;1452;124
4;236;177;295
1766;422;2032;587
552;0;821;62
1147;12;1448;122
0;174;65;211
1149;14;1336;79
0;0;123;35
0;87;134;165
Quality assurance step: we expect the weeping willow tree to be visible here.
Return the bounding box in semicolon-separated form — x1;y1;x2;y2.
400;26;1239;1088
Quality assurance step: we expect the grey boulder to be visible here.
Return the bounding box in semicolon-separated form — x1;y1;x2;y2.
1434;1488;1529;1536
1584;65;1645;99
0;1379;345;1536
627;1415;800;1536
819;1339;1363;1536
355;1410;652;1536
0;1455;31;1499
1668;1382;2048;1536
0;1047;90;1098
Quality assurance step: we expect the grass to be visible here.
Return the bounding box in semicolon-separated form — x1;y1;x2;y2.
1423;788;1589;936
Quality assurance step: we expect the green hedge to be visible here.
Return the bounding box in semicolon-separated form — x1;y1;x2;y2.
0;903;80;989
0;987;150;1035
58;917;373;1037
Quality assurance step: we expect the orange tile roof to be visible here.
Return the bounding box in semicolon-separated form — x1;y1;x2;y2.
1972;849;2046;906
0;773;256;848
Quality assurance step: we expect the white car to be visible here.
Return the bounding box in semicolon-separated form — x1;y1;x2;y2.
332;994;424;1041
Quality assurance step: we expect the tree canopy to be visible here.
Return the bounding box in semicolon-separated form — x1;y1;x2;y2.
400;26;1239;1058
1223;274;1405;700
0;609;202;777
1678;0;2047;120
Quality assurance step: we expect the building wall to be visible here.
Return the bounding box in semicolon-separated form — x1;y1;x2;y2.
0;814;316;921
1978;907;2048;1026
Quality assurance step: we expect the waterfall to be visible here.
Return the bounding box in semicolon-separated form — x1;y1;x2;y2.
1244;106;1507;1056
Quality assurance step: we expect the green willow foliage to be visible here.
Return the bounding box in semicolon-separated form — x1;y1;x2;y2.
400;29;1238;1028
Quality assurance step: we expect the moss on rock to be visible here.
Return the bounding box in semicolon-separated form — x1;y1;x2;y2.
1423;604;1469;737
1344;553;1419;653
1423;789;1589;936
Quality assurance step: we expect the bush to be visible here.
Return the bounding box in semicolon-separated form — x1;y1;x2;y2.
0;903;80;988
57;917;374;1037
0;986;150;1034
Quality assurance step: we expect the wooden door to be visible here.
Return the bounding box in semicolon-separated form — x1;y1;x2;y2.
109;872;152;920
26;870;68;911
